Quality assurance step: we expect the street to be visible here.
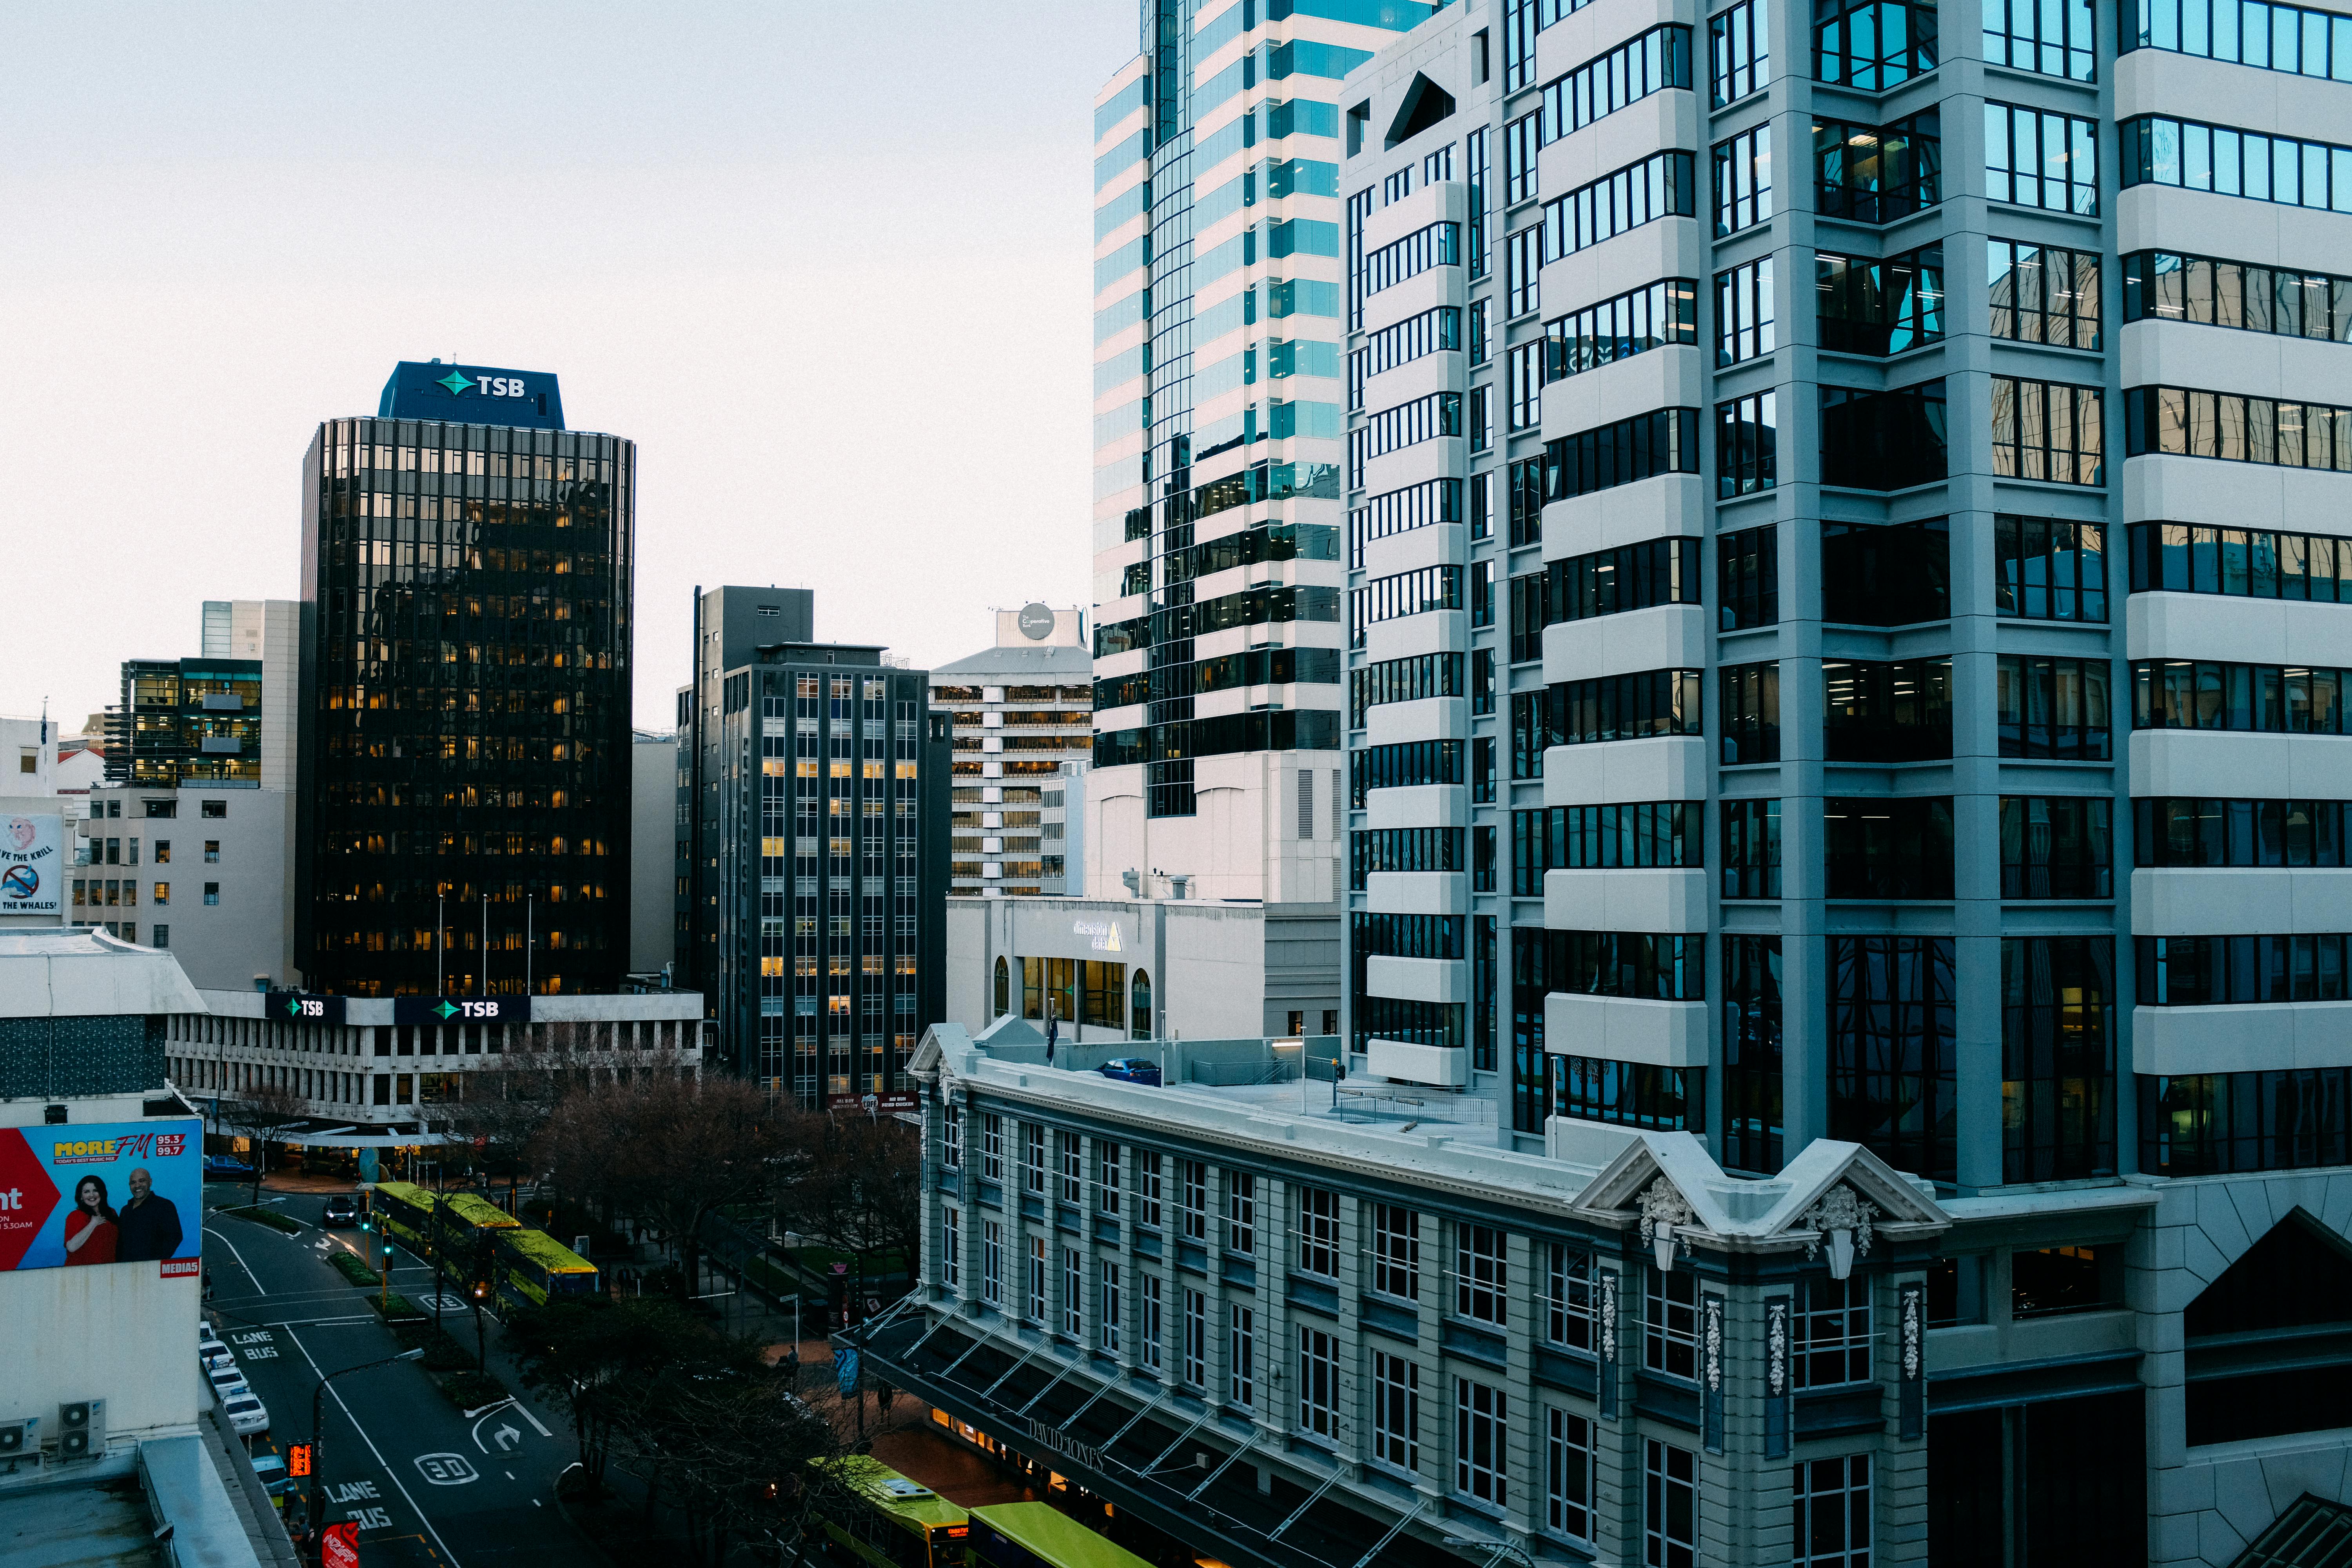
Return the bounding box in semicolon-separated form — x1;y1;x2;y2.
199;1182;592;1568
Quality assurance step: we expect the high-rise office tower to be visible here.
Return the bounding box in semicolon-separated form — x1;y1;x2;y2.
297;362;633;998
930;605;1093;898
677;587;950;1105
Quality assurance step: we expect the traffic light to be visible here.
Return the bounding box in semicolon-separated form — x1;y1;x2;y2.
288;1444;312;1477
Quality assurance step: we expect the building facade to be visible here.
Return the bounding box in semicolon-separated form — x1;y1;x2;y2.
630;728;679;977
931;606;1094;898
676;586;950;1105
296;363;633;998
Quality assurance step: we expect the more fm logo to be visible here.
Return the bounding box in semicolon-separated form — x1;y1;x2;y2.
50;1131;187;1166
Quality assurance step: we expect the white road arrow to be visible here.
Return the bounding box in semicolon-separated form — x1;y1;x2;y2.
493;1424;521;1452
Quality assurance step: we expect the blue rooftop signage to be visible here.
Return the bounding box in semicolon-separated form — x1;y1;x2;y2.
378;361;565;430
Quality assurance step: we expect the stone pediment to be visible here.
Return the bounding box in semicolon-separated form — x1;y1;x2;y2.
1572;1131;1949;1259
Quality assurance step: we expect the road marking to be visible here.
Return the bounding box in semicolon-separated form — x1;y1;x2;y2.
201;1226;260;1291
513;1403;551;1438
504;1471;515;1481
283;1327;465;1568
414;1454;480;1486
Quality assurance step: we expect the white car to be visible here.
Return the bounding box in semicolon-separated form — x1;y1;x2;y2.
206;1363;250;1400
200;1337;233;1370
221;1392;269;1437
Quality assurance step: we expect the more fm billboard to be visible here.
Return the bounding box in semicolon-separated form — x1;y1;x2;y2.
0;1119;201;1276
0;812;65;917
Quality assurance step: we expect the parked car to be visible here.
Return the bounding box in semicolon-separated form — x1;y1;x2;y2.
204;1155;256;1178
200;1336;234;1371
320;1194;358;1227
249;1452;293;1499
1098;1057;1163;1086
207;1363;250;1401
222;1393;269;1438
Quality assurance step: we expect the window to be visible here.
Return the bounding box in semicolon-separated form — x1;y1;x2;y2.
1711;0;1770;104
1513;689;1555;779
1994;795;2114;899
2142;933;2352;1004
152;882;169;906
1466;125;1490;276
1352;307;1461;396
1373;1203;1420;1299
983;1220;1004;1305
1028;1236;1048;1322
1506;225;1543;319
1815;113;1940;221
1794;1275;1874;1388
1553;669;1705;746
1541;25;1693;145
1350;478;1461;563
1456;1224;1508;1323
1140;1273;1163;1369
1474;649;1496;717
1794;1454;1873;1568
1347;828;1465;887
2121;114;2352;214
151;924;167;948
1474;737;1495;804
203;840;220;862
1023;1122;1045;1194
202;883;220;906
1825;659;1953;762
2003;936;2117;1181
1512;803;1700;894
1985;0;2092;74
1058;1131;1082;1204
1349;653;1463;725
1363;221;1461;296
1455;1379;1508;1506
1468;386;1493;454
2122;383;2352;474
1556;932;1704;1001
1545;1243;1596;1349
2123;0;2352;78
1506;110;1540;204
981;1114;1004;1181
1229;1303;1256;1406
1514;538;1703;660
1716;258;1774;366
1717;392;1777;497
1817;0;1939;85
1179;1158;1207;1241
1644;1266;1700;1378
942;1207;961;1288
1541;151;1699;260
1722;661;1781;764
1997;655;2112;758
1540;280;1700;390
201;801;225;819
1183;1288;1208;1388
1547;1408;1596;1540
1508;341;1543;430
942;1112;962;1169
1298;1326;1339;1437
1817;245;1944;354
1826;797;1955;898
1298;1187;1338;1277
2141;1066;2352;1176
1096;1140;1120;1214
1136;1150;1162;1227
1988;240;2100;349
152;840;169;864
1987;103;2098;213
1724;934;1785;1172
1822;519;1949;626
1996;516;2106;620
1820;379;1947;489
1713;124;1772;234
1225;1171;1256;1254
1099;1259;1122;1352
2131;797;2352;869
1990;376;2105;485
2122;250;2352;344
1646;1441;1699;1568
1372;1350;1421;1472
1351;740;1465;803
1350;392;1463;477
1829;935;1958;1183
1722;799;1782;898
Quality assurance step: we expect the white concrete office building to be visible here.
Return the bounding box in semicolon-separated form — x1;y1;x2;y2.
932;606;1095;898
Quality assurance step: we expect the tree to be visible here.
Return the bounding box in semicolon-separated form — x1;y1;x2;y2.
605;1359;843;1565
775;1108;923;1320
505;1293;715;1493
216;1081;312;1205
418;1039;576;1199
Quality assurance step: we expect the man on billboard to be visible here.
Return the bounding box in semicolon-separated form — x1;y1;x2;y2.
115;1166;185;1262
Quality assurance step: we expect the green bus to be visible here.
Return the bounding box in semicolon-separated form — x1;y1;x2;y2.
966;1503;1149;1568
816;1457;969;1568
439;1190;519;1243
492;1227;598;1308
365;1181;437;1258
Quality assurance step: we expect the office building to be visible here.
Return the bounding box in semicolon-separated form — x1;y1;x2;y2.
630;728;679;977
930;605;1094;897
1291;0;2352;1557
676;586;949;1105
296;362;633;998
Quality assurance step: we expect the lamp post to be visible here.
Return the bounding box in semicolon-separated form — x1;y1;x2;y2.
307;1348;425;1561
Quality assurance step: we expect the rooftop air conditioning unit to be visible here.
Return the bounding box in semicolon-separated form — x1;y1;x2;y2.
57;1400;103;1460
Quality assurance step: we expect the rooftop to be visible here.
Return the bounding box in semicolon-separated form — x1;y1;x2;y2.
0;927;204;1018
931;643;1094;678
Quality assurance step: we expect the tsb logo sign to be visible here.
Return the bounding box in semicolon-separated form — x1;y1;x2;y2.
479;376;527;398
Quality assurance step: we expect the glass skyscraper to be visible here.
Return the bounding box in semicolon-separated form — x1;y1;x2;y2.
296;363;632;998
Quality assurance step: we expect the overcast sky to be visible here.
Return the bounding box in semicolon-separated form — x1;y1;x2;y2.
0;2;1136;733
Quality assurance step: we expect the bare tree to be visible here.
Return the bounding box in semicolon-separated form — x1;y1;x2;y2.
775;1109;922;1310
216;1081;312;1204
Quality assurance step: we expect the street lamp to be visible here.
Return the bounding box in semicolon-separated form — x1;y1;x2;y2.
306;1348;425;1561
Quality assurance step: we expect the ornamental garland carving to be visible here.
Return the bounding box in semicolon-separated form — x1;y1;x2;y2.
1635;1177;1697;1250
1800;1185;1880;1259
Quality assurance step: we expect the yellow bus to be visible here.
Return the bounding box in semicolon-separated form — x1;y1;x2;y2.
816;1458;969;1568
966;1503;1149;1568
365;1181;437;1259
492;1227;598;1308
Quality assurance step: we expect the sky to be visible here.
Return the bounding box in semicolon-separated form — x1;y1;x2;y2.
0;2;1137;734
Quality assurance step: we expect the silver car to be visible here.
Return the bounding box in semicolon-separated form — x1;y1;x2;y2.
206;1363;249;1400
221;1392;269;1437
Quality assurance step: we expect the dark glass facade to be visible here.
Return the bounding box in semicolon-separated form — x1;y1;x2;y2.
107;659;263;788
297;415;632;998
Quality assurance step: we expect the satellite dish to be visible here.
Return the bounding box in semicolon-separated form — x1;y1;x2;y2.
1016;603;1055;641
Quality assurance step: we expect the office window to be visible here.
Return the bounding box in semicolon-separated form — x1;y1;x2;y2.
1468;386;1493;454
2000;797;2113;898
1548;1408;1596;1540
1985;0;2093;74
1794;1275;1874;1388
1997;656;2112;758
1544;1243;1596;1349
1711;0;1771;104
1549;277;1698;383
1372;1350;1421;1472
2122;383;2352;473
1821;379;1947;489
1229;1303;1255;1407
1822;519;1950;626
1474;648;1496;717
1025;1236;1047;1321
1299;1186;1338;1277
152;882;169;906
1553;932;1703;1002
1022;1122;1045;1193
1507;343;1543;432
2129;521;2352;603
2140;933;2352;1004
2004;935;2117;1181
1299;1325;1339;1438
203;883;220;906
1466;125;1490;277
1512;803;1700;895
1457;1223;1508;1324
982;1220;1004;1305
2120;113;2352;213
1455;1379;1508;1505
1140;1274;1163;1370
1815;113;1941;221
1719;525;1778;630
1817;245;1944;354
1988;240;2100;349
1474;825;1497;892
1826;797;1955;898
1717;392;1778;497
2123;0;2352;79
1829;935;1958;1182
1470;299;1490;367
1179;1158;1207;1240
1724;934;1785;1172
1099;1259;1122;1352
2121;250;2352;343
1722;662;1782;764
1507;225;1544;319
1058;1131;1082;1203
1644;1266;1700;1378
1646;1441;1699;1568
1541;151;1699;261
1817;0;1939;85
151;924;168;948
1990;377;2105;485
1363;221;1462;296
1373;1203;1420;1299
1474;737;1495;804
1717;258;1775;367
1183;1288;1208;1388
1996;516;2106;621
1137;1150;1162;1227
1794;1454;1873;1568
941;1207;961;1288
942;1112;962;1169
1506;110;1540;204
1713;124;1773;234
1512;689;1555;779
201;801;225;819
1987;103;2098;213
1350;653;1465;726
1824;659;1953;762
1063;1247;1083;1337
1226;1171;1256;1255
1722;799;1782;899
1552;669;1705;747
2143;1066;2352;1176
1541;24;1694;145
1096;1140;1120;1214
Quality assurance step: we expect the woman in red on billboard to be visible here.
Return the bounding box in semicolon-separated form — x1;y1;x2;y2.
63;1175;120;1266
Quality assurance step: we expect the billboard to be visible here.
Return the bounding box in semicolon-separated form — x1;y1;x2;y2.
0;813;65;917
0;1119;202;1274
377;361;565;430
392;995;530;1027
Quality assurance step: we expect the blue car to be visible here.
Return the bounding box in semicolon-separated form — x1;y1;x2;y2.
204;1154;256;1178
1098;1057;1162;1087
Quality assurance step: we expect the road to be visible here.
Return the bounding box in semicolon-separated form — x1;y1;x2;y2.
200;1183;592;1568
